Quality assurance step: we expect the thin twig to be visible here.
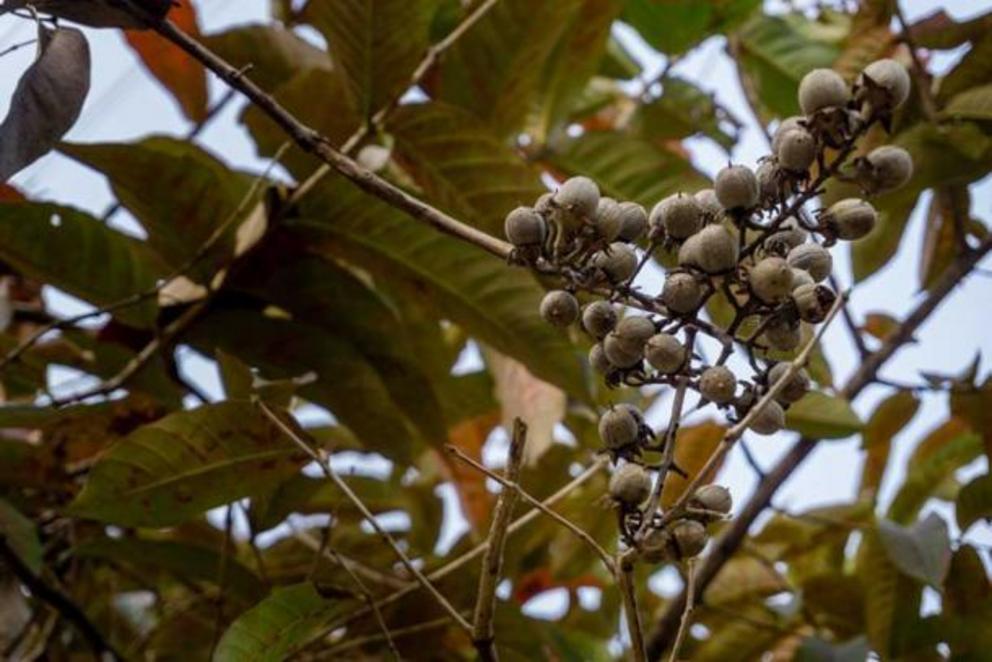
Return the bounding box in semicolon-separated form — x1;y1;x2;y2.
472;418;527;661
256;400;473;634
445;444;615;573
668;560;696;662
0;534;122;660
618;558;647;662
637;374;690;540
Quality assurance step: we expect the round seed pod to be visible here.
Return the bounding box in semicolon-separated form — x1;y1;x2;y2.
767;363;810;404
756;159;779;204
504;206;547;246
690;485;732;514
554;176;600;222
776;127;817;172
604;316;655;368
859;58;911;111
617;202;649;242
748;400;786;435
589;343;614;375
792;283;837;323
662;271;703;314
694;188;724;222
608;463;652;506
715;165;759;210
822;198;877;240
595;197;624;241
787;243;833;282
764;317;801;351
790;267;815;291
670;520;708;559
651;194;703;239
582;301;618;339
598;407;640;449
699;365;736;404
593;242;639;283
535;192;555;215
679;224;740;274
645;333;686;374
749;257;794;303
863;145;913;194
640;528;675;564
540;290;579;327
771;116;805;154
798;68;850;115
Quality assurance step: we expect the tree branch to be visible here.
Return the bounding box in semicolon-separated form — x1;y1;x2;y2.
668;559;696;662
618;557;647;662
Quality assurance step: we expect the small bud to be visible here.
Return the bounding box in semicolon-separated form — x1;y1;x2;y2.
764;316;801;351
822;198;877;240
604;316;655;368
861;145;913;194
767;363;810;404
679;225;739;274
776;127;817;172
715;165;759;210
651;193;703;239
617;202;649;242
749;257;794;303
690;485;732;514
748;400;786;435
645;333;686;374
504;206;547;246
786;243;833;282
554;176;600;224
593;242;639;283
582;300;618;339
858;58;911;112
670;520;708;559
791;283;836;323
798;68;850;115
589;343;614;375
661;271;703;314
694;188;724;222
540;290;579;327
599;406;640;449
640;528;675;564
699;365;736;404
609;463;652;506
595;197;624;241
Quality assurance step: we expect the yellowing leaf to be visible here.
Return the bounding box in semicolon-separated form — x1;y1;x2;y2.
661;421;727;507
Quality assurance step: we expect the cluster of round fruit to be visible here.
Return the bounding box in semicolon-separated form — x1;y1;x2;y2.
502;59;913;560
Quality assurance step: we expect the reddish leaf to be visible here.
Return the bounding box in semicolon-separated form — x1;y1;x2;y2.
0;184;24;202
445;411;501;532
124;0;208;122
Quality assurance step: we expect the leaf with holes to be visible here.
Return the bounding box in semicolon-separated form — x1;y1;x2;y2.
68;402;308;527
877;514;952;588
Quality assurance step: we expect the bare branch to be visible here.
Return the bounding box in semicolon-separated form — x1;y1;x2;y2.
668;560;696;662
617;558;647;662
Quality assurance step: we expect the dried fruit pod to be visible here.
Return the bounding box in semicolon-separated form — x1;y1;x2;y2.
593;242;639;283
694;188;724;222
861;145;913;194
748;399;786;435
821;198;877;240
771;116;805;153
764;316;801;351
756;159;780;204
670;520;708;559
679;224;739;274
690;485;732;514
792;283;837;323
604;316;655;368
798;68;850;115
540;290;579;327
595;197;624;241
640;528;675;564
767;363;810;403
617;201;649;242
790;267;815;291
661;271;703;314
504;206;547;246
608;463;652;506
715;164;759;210
589;343;614;375
858;58;911;112
598;406;640;449
787;243;833;282
776;127;817;172
645;333;686;374
582;300;618;339
699;365;736;404
651;193;703;239
554;176;600;225
749;257;794;303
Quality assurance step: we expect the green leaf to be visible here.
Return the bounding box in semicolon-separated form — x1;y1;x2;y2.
944;544;991;616
214;583;356;661
289;177;586;399
876;514;952;588
390;102;546;237
548;130;708;208
0;498;42;573
943;82;992;122
859;390;920;497
0;201;160;327
795;637;870;662
68;401;307;527
203;24;332;93
801;574;865;640
857;527;899;658
956;473;992;532
623;0;760;55
702;556;788;606
785;391;863;439
599;36;641;80
939;34;992;103
919;186;970;290
634;77;736;149
888;429;982;523
302;0;440;119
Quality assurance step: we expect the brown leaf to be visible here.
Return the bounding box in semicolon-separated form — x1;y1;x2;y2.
0;27;90;182
861;312;901;343
661;421;727;508
445;411;501;531
919;187;969;290
124;0;207;122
